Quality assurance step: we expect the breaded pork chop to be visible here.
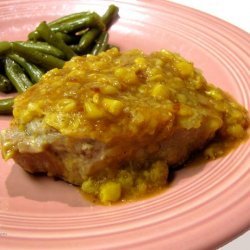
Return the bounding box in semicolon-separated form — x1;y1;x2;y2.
1;48;248;187
1;117;217;185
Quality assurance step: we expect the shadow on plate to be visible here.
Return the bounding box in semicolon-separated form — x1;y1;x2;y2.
5;164;90;207
5;157;213;208
169;160;209;187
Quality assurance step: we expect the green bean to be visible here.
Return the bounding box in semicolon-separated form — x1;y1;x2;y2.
28;12;91;41
102;5;119;29
78;5;118;52
69;45;81;54
0;42;12;55
8;53;44;83
75;28;89;36
70;44;93;55
56;32;79;45
79;28;100;51
49;11;90;27
0;73;13;93
36;21;76;60
0;98;14;115
27;31;40;41
5;57;33;93
51;12;104;33
12;43;65;70
91;32;109;55
29;12;104;41
16;41;65;59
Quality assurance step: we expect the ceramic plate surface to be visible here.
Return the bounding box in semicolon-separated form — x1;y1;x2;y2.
0;0;249;249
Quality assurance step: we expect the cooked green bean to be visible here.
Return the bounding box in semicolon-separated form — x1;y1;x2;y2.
28;12;91;41
8;53;44;83
70;44;93;55
75;28;89;36
69;45;81;54
29;12;104;41
78;5;119;52
16;41;65;59
79;28;100;51
102;5;119;28
36;21;76;60
91;32;109;55
0;42;12;55
5;57;33;93
0;73;13;93
12;43;65;70
27;31;40;41
0;98;14;115
56;32;79;45
49;11;90;27
51;12;104;33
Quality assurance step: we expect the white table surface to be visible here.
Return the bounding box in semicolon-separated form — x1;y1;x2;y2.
169;2;249;249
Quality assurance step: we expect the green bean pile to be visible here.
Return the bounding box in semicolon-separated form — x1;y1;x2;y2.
0;5;119;115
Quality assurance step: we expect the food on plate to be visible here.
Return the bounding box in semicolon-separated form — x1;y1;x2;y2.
0;5;119;114
0;48;249;204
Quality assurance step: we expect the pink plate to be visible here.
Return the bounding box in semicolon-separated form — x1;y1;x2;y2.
0;0;249;249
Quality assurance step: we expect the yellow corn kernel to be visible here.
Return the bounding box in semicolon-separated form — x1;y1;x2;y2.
44;113;57;128
92;93;100;104
149;68;165;82
57;98;76;112
227;124;245;138
84;101;106;119
230;109;243;121
1;138;15;160
154;58;164;67
207;117;223;131
175;61;194;77
114;67;138;85
106;47;120;56
178;104;194;116
81;178;99;195
42;68;60;79
125;71;139;84
134;57;147;69
102;98;124;116
149;161;168;183
99;182;121;203
150;74;165;82
204;144;224;159
61;116;81;136
28;102;42;112
90;61;106;70
160;49;174;60
192;75;204;89
114;67;127;78
100;85;118;95
214;101;228;112
151;84;169;99
66;69;86;81
205;88;224;101
44;113;72;132
21;102;43;123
